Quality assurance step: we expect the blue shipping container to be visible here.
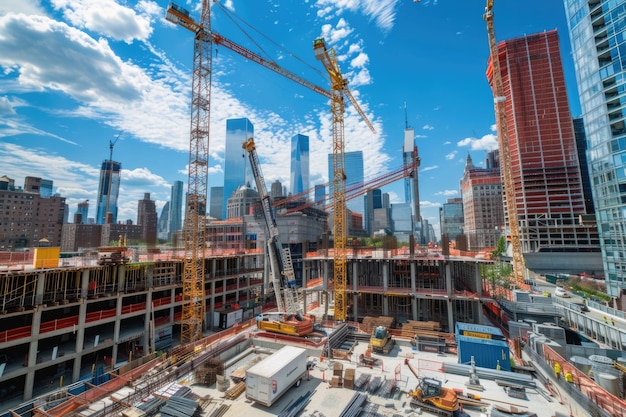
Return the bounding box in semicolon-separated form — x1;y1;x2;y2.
456;335;510;371
455;322;505;340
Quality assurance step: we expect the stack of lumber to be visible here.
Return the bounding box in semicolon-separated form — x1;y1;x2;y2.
223;381;246;399
361;316;395;334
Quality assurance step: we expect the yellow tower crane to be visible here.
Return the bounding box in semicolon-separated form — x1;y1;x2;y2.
483;0;527;291
166;1;374;338
314;38;376;321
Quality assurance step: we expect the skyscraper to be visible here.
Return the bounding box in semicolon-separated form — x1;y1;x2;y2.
158;201;170;241
137;193;157;246
314;184;325;207
403;126;422;242
290;134;309;196
96;160;121;224
169;180;183;239
76;200;90;224
439;198;464;246
24;176;53;198
364;189;383;236
487;29;599;272
223;118;253;219
209;186;223;220
328;150;364;218
565;0;626;295
460;152;504;251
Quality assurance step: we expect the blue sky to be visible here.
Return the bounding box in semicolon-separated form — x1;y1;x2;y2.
0;0;578;239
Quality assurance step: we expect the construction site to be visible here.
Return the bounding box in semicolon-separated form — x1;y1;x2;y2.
2;0;626;416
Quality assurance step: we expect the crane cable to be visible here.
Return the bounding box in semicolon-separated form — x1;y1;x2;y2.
213;1;327;81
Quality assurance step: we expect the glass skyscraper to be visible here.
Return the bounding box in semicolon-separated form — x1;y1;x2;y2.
328;150;364;217
223;118;253;219
290;134;309;196
96;160;121;224
169;180;183;239
565;0;626;296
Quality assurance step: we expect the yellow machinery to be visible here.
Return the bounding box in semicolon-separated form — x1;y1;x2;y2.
483;0;528;291
243;138;314;337
314;38;375;321
369;325;395;354
408;377;459;414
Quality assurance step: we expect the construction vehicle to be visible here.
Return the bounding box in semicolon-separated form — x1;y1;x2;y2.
483;0;528;292
408;377;460;415
243;138;314;337
369;325;395;354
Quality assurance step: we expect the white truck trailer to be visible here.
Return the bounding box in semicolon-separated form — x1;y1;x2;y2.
245;345;307;407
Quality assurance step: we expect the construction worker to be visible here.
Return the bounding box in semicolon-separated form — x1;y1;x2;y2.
565;371;574;383
554;361;561;379
611;318;616;326
604;315;608;324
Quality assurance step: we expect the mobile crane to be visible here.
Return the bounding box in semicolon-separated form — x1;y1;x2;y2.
243;138;314;337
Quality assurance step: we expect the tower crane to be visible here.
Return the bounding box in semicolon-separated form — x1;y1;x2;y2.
314;38;376;321
484;0;527;291
166;1;373;340
243;138;314;336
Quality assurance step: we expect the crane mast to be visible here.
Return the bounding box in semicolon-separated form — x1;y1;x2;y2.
314;38;375;321
167;1;212;343
484;0;526;290
243;138;302;318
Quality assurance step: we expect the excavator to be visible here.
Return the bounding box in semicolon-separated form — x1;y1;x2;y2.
406;360;460;416
243;138;314;337
369;325;395;354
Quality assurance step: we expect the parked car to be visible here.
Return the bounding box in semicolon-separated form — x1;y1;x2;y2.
571;302;589;313
555;287;570;298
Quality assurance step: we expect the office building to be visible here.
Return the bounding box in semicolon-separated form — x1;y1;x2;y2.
290;134;309;196
487;29;600;272
158;201;170;241
75;200;89;224
364;189;383;236
391;203;412;242
137;193;158;246
314;184;325;207
226;183;259;219
209;186;223;220
440;198;464;246
24;176;53;198
223;118;253;219
270;180;283;200
0;176;66;249
565;0;626;295
403;126;422;243
169;180;183;239
460;153;504;251
95;160;121;224
328;150;364;219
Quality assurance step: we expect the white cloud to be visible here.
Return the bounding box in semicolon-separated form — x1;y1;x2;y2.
457;132;498;151
422;124;434;130
445;150;457;160
435;189;458;196
0;0;46;15
51;0;160;43
314;0;400;33
0;96;15;114
421;165;438;172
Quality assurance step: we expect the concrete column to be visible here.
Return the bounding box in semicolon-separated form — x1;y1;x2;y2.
81;269;90;299
445;262;452;297
323;260;330;317
23;306;42;400
351;262;359;321
382;261;389;316
117;264;126;293
35;272;45;305
144;290;153;354
72;298;88;381
475;263;483;298
208;280;216;328
446;299;454;333
410;261;418;320
146;264;154;290
112;296;122;366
